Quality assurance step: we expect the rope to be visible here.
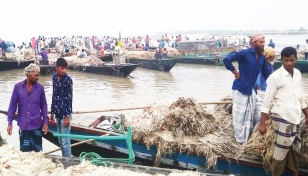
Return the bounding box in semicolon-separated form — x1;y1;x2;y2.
78;118;135;166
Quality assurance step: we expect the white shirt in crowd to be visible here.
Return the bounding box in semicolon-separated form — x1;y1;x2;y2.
260;66;307;124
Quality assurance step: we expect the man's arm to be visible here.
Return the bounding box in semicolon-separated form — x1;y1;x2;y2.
7;85;18;126
40;86;49;125
259;76;278;135
261;59;272;80
64;78;73;116
223;51;243;79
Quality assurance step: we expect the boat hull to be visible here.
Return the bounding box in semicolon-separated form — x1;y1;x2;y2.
71;64;138;77
128;58;177;72
0;60;34;71
39;65;56;75
178;54;221;65
274;60;308;72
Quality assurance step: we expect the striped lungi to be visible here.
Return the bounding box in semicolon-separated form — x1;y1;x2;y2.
19;127;43;152
232;89;262;143
271;113;301;161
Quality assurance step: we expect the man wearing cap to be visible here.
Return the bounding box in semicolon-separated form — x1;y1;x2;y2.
223;33;272;143
7;63;49;152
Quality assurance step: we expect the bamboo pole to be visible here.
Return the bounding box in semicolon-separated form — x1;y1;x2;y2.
44;134;110;155
199;101;233;105
0;101;233;116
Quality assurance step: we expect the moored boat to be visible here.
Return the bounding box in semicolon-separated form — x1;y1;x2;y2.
70;63;138;77
273;60;308;72
44;113;308;176
178;54;221;65
127;58;177;72
0;60;34;71
39;65;56;75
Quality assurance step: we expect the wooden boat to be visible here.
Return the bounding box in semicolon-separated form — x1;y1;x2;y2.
70;63;138;77
39;65;56;75
273;60;308;72
44;114;308;176
127;58;177;72
0;60;34;71
178;54;222;65
99;54;113;62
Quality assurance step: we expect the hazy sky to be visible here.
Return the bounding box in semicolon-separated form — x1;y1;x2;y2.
1;0;307;44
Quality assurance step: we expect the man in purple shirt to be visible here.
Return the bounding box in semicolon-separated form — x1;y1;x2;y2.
7;63;49;152
38;48;49;65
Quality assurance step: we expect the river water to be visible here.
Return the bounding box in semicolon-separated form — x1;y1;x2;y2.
1;62;308;154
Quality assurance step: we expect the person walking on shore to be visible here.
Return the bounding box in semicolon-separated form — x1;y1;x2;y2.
259;47;308;176
50;58;73;157
7;64;49;152
223;33;272;143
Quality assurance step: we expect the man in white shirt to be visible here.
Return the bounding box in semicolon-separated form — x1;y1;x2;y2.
259;47;308;176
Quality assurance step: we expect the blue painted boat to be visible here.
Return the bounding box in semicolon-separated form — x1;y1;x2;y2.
273;60;308;72
44;114;308;176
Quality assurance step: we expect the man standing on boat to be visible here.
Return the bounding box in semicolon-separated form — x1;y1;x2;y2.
268;39;275;49
305;39;308;60
259;47;308;176
50;58;73;157
223;33;272;143
7;64;49;152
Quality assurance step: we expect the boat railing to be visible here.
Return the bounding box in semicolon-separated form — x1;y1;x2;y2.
53;126;135;165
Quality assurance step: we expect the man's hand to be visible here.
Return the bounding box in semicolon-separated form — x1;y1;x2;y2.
64;116;70;127
50;114;55;122
232;70;240;79
258;123;267;135
43;124;48;135
7;125;12;136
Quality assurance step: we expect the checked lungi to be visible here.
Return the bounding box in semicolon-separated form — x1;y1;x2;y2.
19;127;43;152
271;113;301;175
232;89;262;143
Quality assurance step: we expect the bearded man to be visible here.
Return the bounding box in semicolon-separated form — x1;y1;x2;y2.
7;63;49;152
223;33;272;143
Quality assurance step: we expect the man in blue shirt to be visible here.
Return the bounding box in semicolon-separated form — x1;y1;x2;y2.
223;33;272;143
268;39;275;49
50;58;73;157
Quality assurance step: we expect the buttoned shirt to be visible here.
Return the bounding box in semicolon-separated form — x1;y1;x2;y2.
260;66;307;124
51;73;73;119
7;80;49;130
223;48;272;95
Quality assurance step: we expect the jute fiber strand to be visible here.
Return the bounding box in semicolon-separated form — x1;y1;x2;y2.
124;96;308;171
0;145;202;176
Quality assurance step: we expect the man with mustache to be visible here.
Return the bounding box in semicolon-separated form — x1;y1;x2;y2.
223;33;272;143
7;64;49;152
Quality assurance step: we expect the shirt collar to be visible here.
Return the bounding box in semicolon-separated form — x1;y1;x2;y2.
280;66;296;77
249;47;256;53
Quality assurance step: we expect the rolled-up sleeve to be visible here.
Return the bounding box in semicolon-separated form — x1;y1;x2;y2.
7;85;18;126
260;76;277;113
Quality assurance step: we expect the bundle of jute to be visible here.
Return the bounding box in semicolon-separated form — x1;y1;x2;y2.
165;48;181;57
0;145;202;176
124;51;154;60
24;48;35;60
124;97;239;170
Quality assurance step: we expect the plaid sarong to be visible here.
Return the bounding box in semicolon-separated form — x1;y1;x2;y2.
19;127;43;152
272;113;301;161
232;89;262;143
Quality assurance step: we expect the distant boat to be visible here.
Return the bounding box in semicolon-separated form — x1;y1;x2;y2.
127;58;177;72
0;60;34;71
70;63;138;77
39;65;56;76
273;60;308;72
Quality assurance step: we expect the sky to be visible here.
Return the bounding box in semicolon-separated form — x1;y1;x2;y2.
1;0;307;45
